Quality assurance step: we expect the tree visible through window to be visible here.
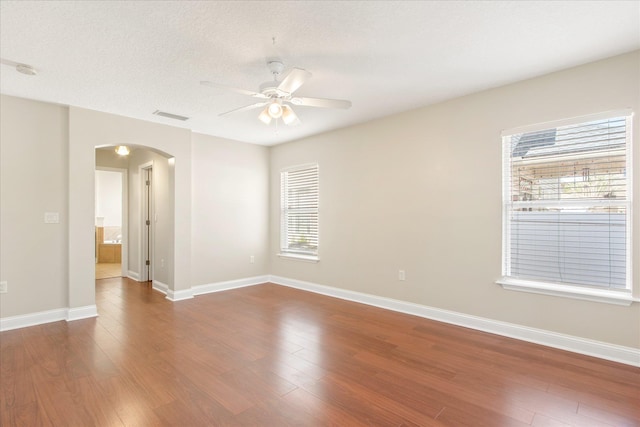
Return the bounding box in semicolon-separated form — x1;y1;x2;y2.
502;112;632;291
280;164;319;258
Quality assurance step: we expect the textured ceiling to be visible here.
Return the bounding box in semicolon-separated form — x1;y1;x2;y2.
1;1;638;146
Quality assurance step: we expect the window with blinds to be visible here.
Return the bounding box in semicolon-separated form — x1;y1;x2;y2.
502;111;632;291
280;164;319;258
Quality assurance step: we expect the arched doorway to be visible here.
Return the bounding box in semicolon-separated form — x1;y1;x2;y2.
68;107;192;320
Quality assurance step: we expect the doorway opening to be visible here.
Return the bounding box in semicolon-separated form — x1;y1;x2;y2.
95;168;127;279
93;145;173;300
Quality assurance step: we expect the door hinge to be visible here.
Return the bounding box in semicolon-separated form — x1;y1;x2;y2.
146;220;150;226
146;260;150;266
146;180;150;186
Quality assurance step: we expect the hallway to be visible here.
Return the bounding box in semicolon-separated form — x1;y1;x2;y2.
95;263;121;280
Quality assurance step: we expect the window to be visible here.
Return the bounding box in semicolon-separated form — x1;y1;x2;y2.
280;163;319;261
499;111;633;304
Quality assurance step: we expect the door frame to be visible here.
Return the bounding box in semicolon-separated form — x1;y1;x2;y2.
139;161;154;282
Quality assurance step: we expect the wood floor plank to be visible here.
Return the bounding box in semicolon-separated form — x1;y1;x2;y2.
96;374;165;426
547;382;640;422
1;278;638;426
1;348;37;409
300;373;427;427
578;403;640;427
153;398;208;426
280;387;386;427
5;401;54;427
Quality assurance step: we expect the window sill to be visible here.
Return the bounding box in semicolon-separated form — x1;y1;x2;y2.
496;277;637;306
278;253;319;263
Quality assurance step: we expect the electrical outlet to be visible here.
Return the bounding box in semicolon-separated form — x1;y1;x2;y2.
0;281;7;293
398;270;406;281
250;255;255;264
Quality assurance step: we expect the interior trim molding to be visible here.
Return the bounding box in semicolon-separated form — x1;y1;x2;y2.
192;275;270;296
152;280;169;294
127;270;140;281
0;308;68;331
166;288;194;302
67;305;98;321
0;305;98;331
268;275;640;367
497;278;637;306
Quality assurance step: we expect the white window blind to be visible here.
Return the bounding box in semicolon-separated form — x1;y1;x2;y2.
281;164;319;257
502;112;632;291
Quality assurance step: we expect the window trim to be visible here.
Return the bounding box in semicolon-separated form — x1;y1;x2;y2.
279;163;320;262
277;253;320;263
496;277;636;306
498;110;634;304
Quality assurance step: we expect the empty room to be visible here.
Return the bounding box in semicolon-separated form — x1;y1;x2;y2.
1;1;639;426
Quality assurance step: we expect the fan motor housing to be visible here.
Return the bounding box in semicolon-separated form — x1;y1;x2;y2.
259;81;279;94
267;60;285;76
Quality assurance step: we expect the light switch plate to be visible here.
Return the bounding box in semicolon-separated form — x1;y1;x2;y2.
0;281;7;293
44;212;59;224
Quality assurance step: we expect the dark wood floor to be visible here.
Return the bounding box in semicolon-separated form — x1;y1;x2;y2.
1;278;639;426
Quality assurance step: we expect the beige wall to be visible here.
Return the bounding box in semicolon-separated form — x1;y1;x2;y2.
269;51;640;348
190;133;270;285
0;95;69;317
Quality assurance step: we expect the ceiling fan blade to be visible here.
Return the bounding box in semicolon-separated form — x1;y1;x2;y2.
201;81;268;99
291;96;352;109
218;102;268;117
277;68;312;95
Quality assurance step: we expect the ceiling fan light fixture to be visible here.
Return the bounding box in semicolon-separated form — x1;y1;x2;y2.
258;107;272;125
203;59;352;130
115;145;130;156
282;105;300;126
267;101;283;119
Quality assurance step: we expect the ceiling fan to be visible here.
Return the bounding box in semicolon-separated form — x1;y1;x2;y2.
201;60;351;126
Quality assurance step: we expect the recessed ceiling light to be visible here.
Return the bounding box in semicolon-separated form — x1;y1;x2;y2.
16;63;37;76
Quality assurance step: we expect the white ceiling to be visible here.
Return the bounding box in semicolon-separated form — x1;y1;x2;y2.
1;1;638;146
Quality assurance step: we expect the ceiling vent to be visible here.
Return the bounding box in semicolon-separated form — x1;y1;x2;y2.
152;110;189;121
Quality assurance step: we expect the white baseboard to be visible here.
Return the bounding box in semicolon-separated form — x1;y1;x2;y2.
192;275;269;296
163;275;268;302
269;275;640;367
152;280;168;294
127;270;140;281
166;288;194;302
0;308;68;331
67;305;98;321
1;305;98;331
157;275;269;300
